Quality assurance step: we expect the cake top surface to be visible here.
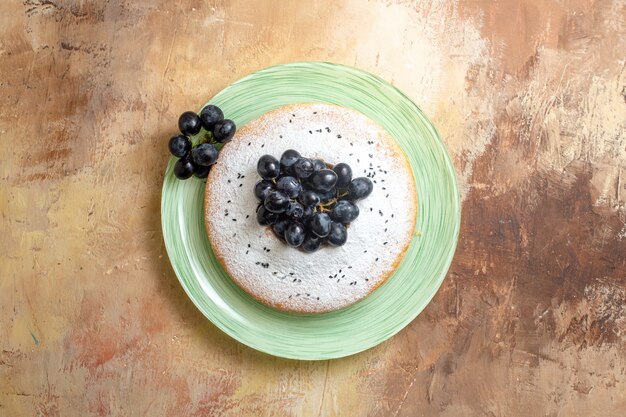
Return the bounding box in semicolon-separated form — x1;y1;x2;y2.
205;103;417;313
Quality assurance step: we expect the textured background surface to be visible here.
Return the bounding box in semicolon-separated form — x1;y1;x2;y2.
1;0;625;415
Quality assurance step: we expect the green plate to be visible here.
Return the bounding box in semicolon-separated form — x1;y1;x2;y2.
161;62;460;360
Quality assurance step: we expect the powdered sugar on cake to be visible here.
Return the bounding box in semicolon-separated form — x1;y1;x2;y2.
205;103;417;313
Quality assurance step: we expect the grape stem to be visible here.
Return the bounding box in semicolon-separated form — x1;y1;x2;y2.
320;198;337;208
194;130;223;149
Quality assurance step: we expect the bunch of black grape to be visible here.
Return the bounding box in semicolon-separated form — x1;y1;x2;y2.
254;150;373;252
167;105;236;179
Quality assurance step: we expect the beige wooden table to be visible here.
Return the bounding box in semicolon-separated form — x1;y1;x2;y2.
1;1;625;416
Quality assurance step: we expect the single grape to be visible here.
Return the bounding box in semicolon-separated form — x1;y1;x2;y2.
213;119;236;143
272;218;290;239
294;158;315;179
312;159;326;172
330;200;359;223
298;190;320;207
256;204;279;226
348;177;374;200
168;134;191;157
178;111;202;136
301;233;322;253
200;105;224;130
276;176;302;198
333;163;352;188
191;143;218;166
280;149;301;170
286;202;305;220
254;180;274;200
327;222;347;246
285;222;306;247
317;188;336;204
174;156;195;179
264;191;290;213
309;212;331;237
257;155;281;180
311;169;338;192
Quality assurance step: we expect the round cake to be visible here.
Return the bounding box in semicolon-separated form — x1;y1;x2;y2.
204;103;417;313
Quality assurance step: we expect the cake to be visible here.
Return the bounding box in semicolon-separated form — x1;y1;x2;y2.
204;103;417;313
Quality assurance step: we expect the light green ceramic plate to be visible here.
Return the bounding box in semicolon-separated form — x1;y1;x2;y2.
161;62;460;360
